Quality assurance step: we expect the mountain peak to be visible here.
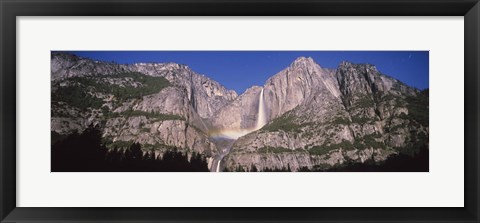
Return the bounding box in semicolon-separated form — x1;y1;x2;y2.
293;56;314;63
339;60;377;71
294;56;314;62
339;60;353;67
290;56;318;69
132;62;190;70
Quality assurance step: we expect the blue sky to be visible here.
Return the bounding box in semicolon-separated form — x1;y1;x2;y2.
66;51;429;94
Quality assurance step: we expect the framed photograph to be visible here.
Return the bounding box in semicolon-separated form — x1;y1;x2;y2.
1;0;479;222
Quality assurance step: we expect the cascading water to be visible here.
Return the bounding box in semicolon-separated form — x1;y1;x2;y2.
216;160;221;172
255;88;267;130
213;87;268;172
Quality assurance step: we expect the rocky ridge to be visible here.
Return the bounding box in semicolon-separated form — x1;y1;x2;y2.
51;53;428;171
51;53;237;169
222;58;428;171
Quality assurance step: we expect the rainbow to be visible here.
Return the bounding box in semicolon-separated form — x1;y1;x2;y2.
209;88;268;140
208;128;258;139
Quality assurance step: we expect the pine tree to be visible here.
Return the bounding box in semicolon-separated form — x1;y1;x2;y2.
251;164;258;172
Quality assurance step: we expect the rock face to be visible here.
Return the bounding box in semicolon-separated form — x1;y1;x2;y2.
51;52;237;119
263;57;342;120
222;58;428;171
51;53;428;171
128;62;238;119
51;53;236;169
210;86;263;131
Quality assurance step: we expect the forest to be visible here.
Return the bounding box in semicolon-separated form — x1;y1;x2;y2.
51;125;210;172
52;125;428;172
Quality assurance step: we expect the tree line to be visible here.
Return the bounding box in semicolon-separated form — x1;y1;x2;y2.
51;125;209;172
223;146;428;172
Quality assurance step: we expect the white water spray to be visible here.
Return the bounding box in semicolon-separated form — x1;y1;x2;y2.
212;88;266;172
255;88;267;130
216;160;221;172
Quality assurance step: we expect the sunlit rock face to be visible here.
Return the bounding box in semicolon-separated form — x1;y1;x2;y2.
209;86;263;132
51;52;428;171
208;57;340;139
263;57;342;120
207;87;268;140
51;52;237;119
51;53;235;163
223;59;428;172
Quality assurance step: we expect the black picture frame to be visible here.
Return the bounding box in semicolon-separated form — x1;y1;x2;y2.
1;0;479;222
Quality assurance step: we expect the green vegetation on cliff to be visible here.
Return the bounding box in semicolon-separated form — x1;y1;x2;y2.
406;89;429;126
105;109;185;121
52;72;170;111
308;140;355;155
257;146;292;154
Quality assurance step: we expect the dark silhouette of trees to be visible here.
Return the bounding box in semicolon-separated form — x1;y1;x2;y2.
224;146;428;172
262;166;291;172
189;152;210;172
52;126;210;172
235;165;245;172
54;126;427;172
298;145;429;172
224;164;291;172
51;125;107;171
250;164;258;172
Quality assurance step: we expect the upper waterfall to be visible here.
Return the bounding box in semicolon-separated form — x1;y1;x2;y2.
255;88;267;130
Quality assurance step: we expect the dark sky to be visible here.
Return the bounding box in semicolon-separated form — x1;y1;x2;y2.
67;51;429;94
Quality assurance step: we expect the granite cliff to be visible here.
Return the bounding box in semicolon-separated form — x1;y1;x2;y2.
51;53;428;171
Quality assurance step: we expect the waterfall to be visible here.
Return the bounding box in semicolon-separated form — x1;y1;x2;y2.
256;88;267;130
211;88;266;172
216;160;221;172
